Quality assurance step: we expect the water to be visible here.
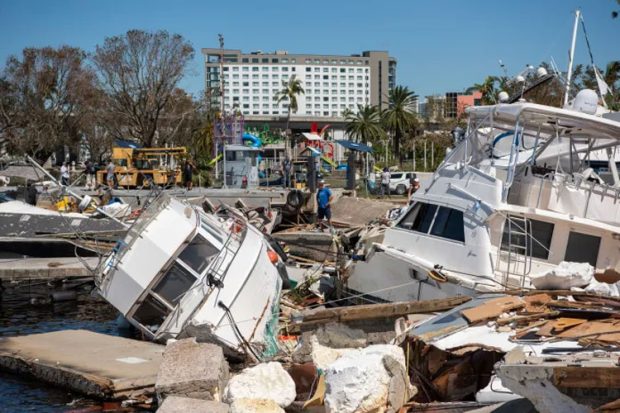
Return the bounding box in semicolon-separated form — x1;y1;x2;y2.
0;280;140;413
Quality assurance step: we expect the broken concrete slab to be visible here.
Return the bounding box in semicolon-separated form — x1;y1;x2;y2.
323;344;415;413
224;362;296;408
230;398;285;413
156;338;229;402
330;196;397;226
157;396;230;413
0;330;163;399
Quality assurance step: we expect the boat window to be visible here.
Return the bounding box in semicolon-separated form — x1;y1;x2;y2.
412;203;438;233
133;295;171;333
565;231;600;267
501;218;554;260
153;262;197;305
430;207;465;242
179;235;220;274
397;202;422;230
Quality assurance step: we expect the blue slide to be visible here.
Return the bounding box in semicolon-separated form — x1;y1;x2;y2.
242;133;262;148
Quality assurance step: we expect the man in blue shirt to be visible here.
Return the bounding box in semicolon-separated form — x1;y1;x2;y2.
316;180;333;228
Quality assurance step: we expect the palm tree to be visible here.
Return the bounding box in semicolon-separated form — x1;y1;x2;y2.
382;86;418;165
345;104;385;145
473;76;500;105
275;75;304;155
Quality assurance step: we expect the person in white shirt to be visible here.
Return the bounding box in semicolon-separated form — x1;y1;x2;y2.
60;162;70;186
380;167;391;198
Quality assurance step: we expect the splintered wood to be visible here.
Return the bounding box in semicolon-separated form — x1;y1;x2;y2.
460;296;524;324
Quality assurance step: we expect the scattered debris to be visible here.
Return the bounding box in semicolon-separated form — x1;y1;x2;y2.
223;362;296;409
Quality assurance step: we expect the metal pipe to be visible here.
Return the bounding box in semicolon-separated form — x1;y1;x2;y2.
563;9;581;107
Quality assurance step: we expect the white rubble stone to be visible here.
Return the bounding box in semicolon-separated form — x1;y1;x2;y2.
224;362;296;408
230;398;285;413
324;344;415;413
531;261;593;290
310;335;357;370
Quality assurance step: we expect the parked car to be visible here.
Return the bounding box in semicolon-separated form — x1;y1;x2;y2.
388;172;416;195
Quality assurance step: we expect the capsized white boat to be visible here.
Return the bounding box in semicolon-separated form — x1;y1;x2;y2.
348;92;620;303
97;193;285;359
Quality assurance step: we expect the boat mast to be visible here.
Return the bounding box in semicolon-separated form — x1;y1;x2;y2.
563;9;581;108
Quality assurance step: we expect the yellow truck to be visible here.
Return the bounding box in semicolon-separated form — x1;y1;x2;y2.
97;147;187;188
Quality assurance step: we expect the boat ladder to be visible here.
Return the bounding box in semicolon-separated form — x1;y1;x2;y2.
500;215;532;288
205;220;245;288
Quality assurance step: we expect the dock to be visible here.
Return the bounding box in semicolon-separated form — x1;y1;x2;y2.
0;257;99;281
0;330;164;399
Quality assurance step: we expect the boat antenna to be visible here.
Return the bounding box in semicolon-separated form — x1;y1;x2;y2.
563;9;581;108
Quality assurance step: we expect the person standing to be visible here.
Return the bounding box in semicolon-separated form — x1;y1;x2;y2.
408;177;420;204
106;159;116;189
316;180;333;228
283;157;291;188
183;159;195;190
60;162;70;186
380;167;391;198
84;159;96;190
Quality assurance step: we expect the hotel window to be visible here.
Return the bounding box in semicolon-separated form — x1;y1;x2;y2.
340;90;346;95
242;96;249;101
348;68;354;73
340;97;345;102
332;89;337;95
357;68;363;72
306;104;312;109
314;67;320;72
272;58;279;63
273;74;279;79
323;104;329;109
242;88;249;93
323;67;329;72
331;104;337;108
242;67;249;72
348;96;354;101
261;66;268;71
262;96;269;101
331;67;337;73
252;91;259;96
340;104;345;108
282;67;289;72
262;89;269;94
253;103;259;108
252;82;258;86
314;89;320;94
232;66;239;72
252;74;258;79
323;75;328;80
251;58;258;63
262;81;268;86
272;89;278;94
232;82;239;87
242;74;249;79
291;59;296;63
262;103;269;108
314;59;320;64
223;67;229;71
282;58;288;63
252;67;259;71
272;104;279;108
282;74;289;80
306;67;311;72
323;89;329;94
323;97;329;102
272;81;279;86
349;76;354;80
261;58;269;63
243;103;249;108
305;59;311;64
232;88;239;94
242;58;249;63
348;83;354;87
262;74;269;79
305;75;311;80
314;75;320;80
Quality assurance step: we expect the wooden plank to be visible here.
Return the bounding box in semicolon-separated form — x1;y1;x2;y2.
461;296;524;324
553;366;620;388
300;296;471;325
496;311;559;326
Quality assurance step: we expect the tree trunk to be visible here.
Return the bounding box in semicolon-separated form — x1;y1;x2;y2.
395;128;403;166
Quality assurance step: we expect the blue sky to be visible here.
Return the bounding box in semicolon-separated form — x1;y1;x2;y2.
1;1;618;99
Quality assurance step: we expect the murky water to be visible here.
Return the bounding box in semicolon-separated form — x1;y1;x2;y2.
0;280;142;413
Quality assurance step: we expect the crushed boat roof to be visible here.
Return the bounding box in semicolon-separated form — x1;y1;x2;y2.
466;103;620;139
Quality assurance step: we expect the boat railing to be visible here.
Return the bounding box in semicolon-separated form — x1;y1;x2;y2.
97;194;171;283
204;214;248;289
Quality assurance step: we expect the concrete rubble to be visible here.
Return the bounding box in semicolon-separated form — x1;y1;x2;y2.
157;396;230;413
230;398;285;413
156;338;229;402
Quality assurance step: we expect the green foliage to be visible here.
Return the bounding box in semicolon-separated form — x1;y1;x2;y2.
345;104;385;145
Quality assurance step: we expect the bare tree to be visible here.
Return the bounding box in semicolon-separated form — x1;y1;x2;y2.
1;46;96;162
92;30;195;147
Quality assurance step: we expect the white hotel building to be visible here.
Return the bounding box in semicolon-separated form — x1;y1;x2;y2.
201;49;397;120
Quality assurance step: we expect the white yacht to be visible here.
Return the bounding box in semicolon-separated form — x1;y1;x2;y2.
348;92;620;303
97;194;285;359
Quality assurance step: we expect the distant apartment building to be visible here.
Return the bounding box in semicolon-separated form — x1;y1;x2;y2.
201;48;397;120
445;90;483;119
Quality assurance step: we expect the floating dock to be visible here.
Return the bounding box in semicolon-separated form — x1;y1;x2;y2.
0;329;164;399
